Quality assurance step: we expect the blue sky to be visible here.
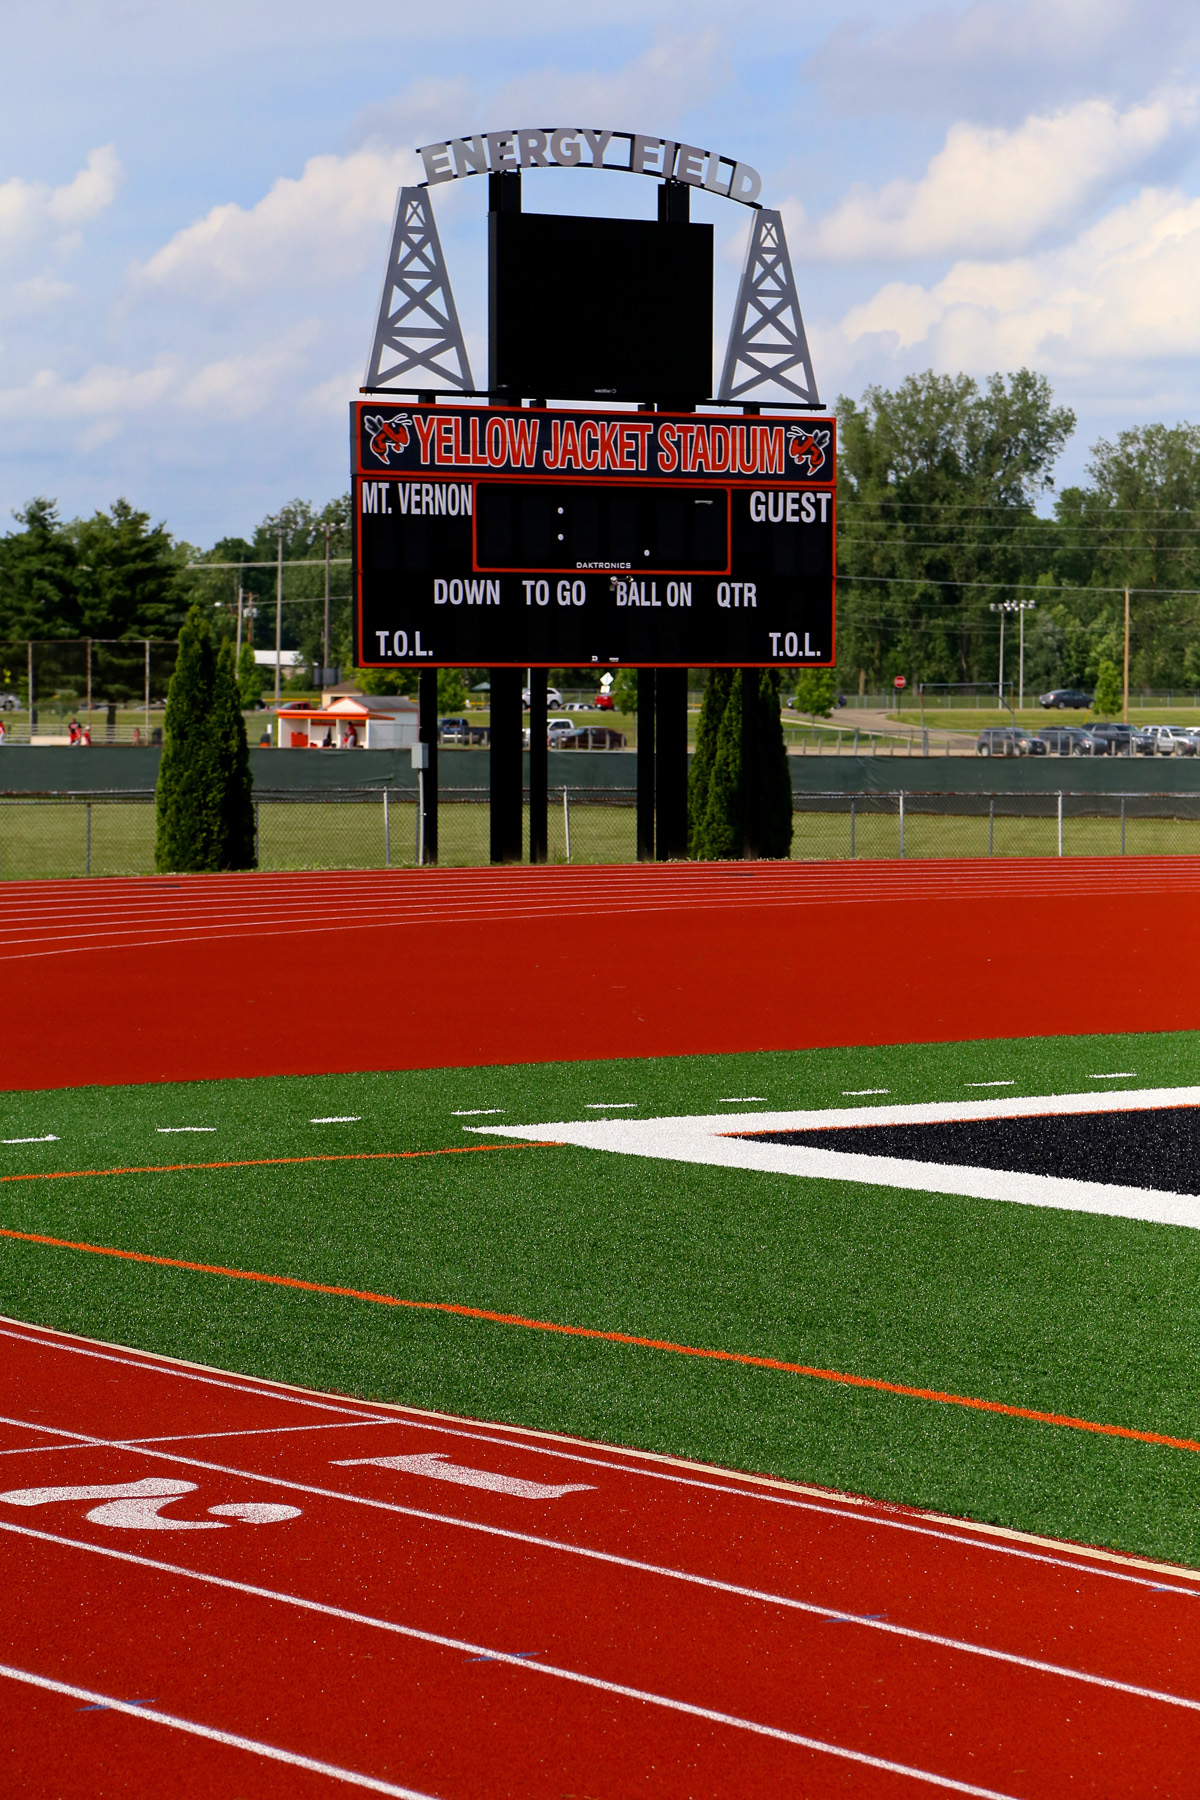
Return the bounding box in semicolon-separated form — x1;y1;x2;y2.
2;0;1199;544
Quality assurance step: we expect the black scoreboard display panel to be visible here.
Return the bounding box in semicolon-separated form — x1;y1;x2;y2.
352;402;835;669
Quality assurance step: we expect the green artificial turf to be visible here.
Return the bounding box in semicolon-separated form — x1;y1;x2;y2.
2;1028;1200;1566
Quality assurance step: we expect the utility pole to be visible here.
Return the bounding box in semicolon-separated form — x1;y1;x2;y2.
235;580;244;664
323;527;331;682
990;603;1006;705
274;527;283;703
1123;586;1131;724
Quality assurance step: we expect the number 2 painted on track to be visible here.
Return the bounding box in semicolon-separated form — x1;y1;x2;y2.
0;1478;301;1530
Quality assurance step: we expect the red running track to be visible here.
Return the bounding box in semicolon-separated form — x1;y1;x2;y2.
2;1314;1200;1798
2;859;1199;1090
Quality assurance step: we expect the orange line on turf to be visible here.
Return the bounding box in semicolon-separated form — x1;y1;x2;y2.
0;1223;1196;1458
0;1144;557;1183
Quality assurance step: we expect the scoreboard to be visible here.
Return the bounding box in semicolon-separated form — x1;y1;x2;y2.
352;401;835;668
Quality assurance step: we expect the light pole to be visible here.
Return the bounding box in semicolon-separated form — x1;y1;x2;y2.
989;599;1036;713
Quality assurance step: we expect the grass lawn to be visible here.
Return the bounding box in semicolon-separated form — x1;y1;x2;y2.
3;1028;1200;1566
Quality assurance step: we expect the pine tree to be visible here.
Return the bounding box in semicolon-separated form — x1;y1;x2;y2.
155;607;257;873
688;669;794;860
236;640;264;709
212;638;256;869
1092;658;1122;719
698;671;744;859
687;670;732;857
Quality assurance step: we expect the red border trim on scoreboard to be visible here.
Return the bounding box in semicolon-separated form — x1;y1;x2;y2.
350;401;838;670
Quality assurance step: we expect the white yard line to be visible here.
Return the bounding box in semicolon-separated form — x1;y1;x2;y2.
476;1087;1200;1231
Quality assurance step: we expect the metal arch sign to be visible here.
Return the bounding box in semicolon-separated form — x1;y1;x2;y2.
417;129;763;208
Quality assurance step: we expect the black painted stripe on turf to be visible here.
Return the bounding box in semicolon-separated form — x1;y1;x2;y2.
744;1106;1200;1194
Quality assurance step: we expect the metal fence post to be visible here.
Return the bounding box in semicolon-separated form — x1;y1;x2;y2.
563;788;571;862
383;788;390;869
849;798;855;859
85;801;91;876
989;799;994;857
898;790;904;859
253;802;259;867
1058;790;1063;858
1121;796;1126;855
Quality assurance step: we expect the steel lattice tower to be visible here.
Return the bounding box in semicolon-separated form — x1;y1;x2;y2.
364;188;474;391
718;209;818;405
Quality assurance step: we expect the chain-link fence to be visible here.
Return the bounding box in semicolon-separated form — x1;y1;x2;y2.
0;789;638;878
2;787;1200;878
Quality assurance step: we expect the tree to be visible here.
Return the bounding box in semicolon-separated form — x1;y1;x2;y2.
688;670;793;860
155;605;257;873
688;670;733;857
792;669;836;717
835;370;1074;693
236;640;264;709
72;499;184;639
437;668;467;712
211;638;256;869
1092;659;1123;719
0;498;81;638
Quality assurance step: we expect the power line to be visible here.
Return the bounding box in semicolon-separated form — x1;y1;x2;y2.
838;574;1200;597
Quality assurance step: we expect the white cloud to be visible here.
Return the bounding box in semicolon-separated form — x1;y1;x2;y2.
134;147;420;297
0;146;122;257
802;89;1196;261
834;183;1200;377
809;0;1199;119
0;325;323;436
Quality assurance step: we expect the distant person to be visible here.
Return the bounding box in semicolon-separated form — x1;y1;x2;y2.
321;727;334;748
80;724;91;746
344;723;359;748
68;718;80;745
0;720;7;745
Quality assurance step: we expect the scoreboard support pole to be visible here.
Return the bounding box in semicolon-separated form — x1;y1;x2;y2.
740;667;758;860
528;668;548;864
418;668;439;864
655;668;689;860
489;667;524;864
637;670;655;862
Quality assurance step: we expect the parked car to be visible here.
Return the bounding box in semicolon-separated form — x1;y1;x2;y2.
547;718;575;742
1035;727;1102;756
438;716;470;743
1142;724;1197;756
1039;688;1094;709
0;693;19;711
593;694;615;711
556;726;627;749
521;687;563;709
1088;722;1154;755
976;728;1045;756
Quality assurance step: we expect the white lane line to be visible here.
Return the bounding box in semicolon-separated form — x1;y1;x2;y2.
720;1097;767;1103
0;1657;434;1799
5;1320;1197;1595
1091;1074;1136;1079
128;1422;383;1446
0;1522;1026;1798
156;1128;216;1135
2;1135;58;1144
0;1412;1194;1705
844;1090;888;1096
965;1081;1014;1088
0;1326;392;1423
452;1109;505;1116
586;1102;636;1109
311;1117;361;1124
